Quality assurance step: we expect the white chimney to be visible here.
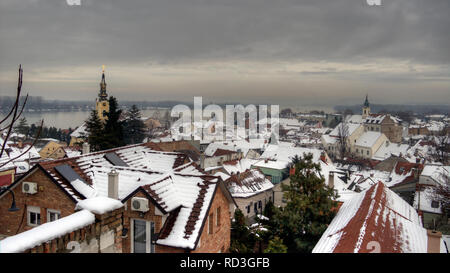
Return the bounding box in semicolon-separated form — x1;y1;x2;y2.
328;172;334;189
200;154;205;169
82;142;90;155
108;169;119;200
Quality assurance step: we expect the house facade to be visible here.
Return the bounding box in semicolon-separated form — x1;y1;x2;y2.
0;142;236;253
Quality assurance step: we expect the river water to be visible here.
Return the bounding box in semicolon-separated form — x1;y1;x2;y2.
1;109;170;129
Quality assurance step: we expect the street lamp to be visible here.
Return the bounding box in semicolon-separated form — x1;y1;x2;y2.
1;187;19;212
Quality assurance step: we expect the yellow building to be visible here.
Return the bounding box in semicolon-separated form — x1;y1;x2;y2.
39;140;67;159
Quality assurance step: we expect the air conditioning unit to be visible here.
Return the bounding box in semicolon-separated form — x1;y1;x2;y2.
131;197;149;213
22;182;38;194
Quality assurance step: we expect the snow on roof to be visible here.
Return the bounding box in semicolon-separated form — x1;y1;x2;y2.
364;114;401;125
254;144;323;170
321;134;338;145
214;171;230;181
354;131;383;148
225;169;274;198
75;196;124;214
0;209;95;253
413;186;442;214
313;182;430;253
420;165;450;186
222;158;258;175
345;115;363;124
155;175;219;249
329;123;362;137
372;142;410;161
204;139;266;157
70;123;87;138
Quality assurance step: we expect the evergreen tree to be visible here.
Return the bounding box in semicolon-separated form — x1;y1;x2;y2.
103;96;125;149
271;153;339;253
14;117;29;136
85;109;105;151
263;236;288;253
123;104;146;144
230;209;256;253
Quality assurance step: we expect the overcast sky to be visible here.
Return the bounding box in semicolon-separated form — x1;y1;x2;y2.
0;0;449;107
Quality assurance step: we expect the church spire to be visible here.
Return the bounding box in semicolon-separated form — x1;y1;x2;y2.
364;94;370;107
98;65;108;101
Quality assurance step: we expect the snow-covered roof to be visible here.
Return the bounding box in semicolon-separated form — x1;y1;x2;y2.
413;186;442;214
420;165;450;186
222;158;258;175
313;181;438;253
345;114;363;124
70;123;87;138
35;142;228;250
75;196;124;214
225;169;274;198
354;131;384;148
372;142;411;161
364;114;401;125
329;123;362;137
254;144;324;170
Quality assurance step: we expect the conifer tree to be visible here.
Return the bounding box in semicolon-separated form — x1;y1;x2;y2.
271;153;339;252
14;117;29;136
230;209;256;253
103;96;125;149
85;109;105;151
263;236;288;253
123;104;146;144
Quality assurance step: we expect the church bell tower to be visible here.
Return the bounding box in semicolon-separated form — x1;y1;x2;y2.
362;94;370;119
96;65;110;122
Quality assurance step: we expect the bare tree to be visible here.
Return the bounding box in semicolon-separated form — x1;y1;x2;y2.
433;126;449;164
431;171;449;218
0;65;43;169
337;116;349;159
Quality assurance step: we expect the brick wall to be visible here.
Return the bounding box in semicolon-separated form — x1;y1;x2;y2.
0;167;76;236
192;185;231;253
155;140;200;154
4;207;124;253
122;190;163;253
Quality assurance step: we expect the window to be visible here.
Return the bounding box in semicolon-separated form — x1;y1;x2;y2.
254;203;257;213
208;213;214;234
47;209;61;222
131;219;155;253
247;205;250;214
367;150;369;155
356;148;359;153
27;206;41;226
216;207;221;226
431;201;439;208
258;200;262;209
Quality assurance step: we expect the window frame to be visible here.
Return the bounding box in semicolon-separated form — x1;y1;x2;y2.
27;206;41;227
46;209;61;223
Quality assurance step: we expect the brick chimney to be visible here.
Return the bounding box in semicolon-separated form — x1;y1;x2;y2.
427;230;442;253
82;142;90;155
328;172;334;188
108;169;119;200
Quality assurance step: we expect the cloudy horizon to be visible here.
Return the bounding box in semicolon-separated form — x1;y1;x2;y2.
0;0;449;107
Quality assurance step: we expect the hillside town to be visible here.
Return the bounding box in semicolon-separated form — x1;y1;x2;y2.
0;69;448;253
